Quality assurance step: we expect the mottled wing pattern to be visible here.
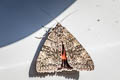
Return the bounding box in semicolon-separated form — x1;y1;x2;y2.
36;23;94;73
36;27;62;73
62;27;94;71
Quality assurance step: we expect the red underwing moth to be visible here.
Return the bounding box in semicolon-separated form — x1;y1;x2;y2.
36;23;94;73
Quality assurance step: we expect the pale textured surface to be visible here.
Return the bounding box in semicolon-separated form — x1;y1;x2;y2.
0;0;120;80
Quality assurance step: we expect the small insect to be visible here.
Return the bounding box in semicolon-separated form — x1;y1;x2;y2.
36;22;94;73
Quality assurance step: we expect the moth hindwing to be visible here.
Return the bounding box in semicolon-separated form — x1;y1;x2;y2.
36;23;94;73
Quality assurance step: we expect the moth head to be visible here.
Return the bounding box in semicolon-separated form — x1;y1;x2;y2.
56;23;62;27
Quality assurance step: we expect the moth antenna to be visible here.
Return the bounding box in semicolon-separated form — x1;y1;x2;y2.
40;8;59;23
40;8;78;26
60;9;79;23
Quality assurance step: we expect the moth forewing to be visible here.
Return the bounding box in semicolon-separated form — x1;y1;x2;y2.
36;23;94;73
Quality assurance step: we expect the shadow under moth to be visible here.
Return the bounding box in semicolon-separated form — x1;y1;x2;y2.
36;23;94;73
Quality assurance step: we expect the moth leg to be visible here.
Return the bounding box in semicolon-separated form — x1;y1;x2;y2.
35;25;53;39
41;25;51;32
44;27;49;32
35;36;45;39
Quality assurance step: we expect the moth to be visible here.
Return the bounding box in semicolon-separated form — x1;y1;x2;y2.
36;23;94;73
